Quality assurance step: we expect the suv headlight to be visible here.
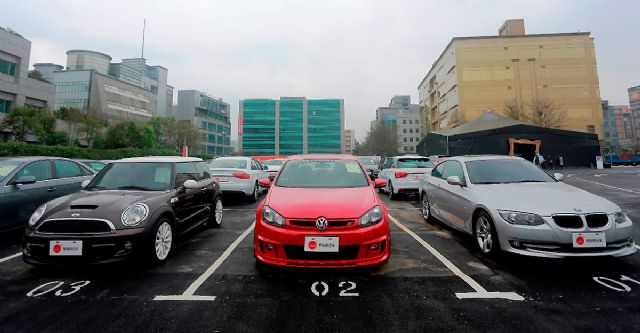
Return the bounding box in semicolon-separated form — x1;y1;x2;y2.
28;204;47;227
499;210;545;226
614;210;627;224
262;205;285;227
358;205;383;227
121;203;149;227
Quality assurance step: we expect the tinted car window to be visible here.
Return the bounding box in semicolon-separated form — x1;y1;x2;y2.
277;160;369;188
397;158;433;168
53;160;83;178
88;162;106;171
15;160;52;181
432;162;445;179
194;162;211;180
465;159;555;184
210;159;248;169
382;158;393;169
263;159;284;166
175;162;199;187
441;161;465;181
87;162;172;191
0;161;21;182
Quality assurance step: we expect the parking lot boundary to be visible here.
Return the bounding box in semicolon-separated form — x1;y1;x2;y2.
388;214;524;301
569;177;640;196
154;222;255;301
0;252;21;264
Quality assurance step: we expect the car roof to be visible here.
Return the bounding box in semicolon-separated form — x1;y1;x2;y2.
0;156;73;163
447;155;525;162
287;154;356;161
393;155;428;159
212;156;251;161
116;156;204;163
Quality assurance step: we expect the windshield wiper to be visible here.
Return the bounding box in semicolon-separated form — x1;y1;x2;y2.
514;180;547;183
117;185;154;191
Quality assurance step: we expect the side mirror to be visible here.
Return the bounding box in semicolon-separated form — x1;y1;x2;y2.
183;179;199;189
262;165;269;170
446;176;462;186
554;173;564;182
81;179;91;189
13;175;37;185
258;179;271;188
374;179;387;188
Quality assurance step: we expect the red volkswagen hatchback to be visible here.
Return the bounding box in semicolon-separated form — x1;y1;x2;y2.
254;155;391;267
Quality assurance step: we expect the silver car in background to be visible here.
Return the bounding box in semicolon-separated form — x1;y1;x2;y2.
378;155;433;200
209;157;269;202
356;156;380;179
262;158;286;181
419;155;636;258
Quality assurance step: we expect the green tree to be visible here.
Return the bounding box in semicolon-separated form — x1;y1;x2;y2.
104;122;134;149
1;107;39;141
78;115;107;148
148;116;201;152
54;107;84;144
359;122;398;156
33;111;57;145
28;70;50;83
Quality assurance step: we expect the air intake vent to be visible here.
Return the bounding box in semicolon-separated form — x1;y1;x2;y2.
69;205;99;210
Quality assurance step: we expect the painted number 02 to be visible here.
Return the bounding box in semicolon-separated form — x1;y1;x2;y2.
593;275;640;292
311;281;359;297
26;281;91;297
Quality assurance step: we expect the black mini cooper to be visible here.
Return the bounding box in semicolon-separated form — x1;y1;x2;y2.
23;157;223;265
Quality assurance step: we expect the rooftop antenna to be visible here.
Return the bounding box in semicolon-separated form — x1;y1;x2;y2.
141;19;146;58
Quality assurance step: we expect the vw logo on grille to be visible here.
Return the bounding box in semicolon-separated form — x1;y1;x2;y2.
316;217;328;231
71;213;81;217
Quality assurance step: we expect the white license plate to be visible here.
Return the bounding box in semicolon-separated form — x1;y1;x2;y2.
304;236;339;252
572;232;606;248
49;240;83;256
215;176;228;182
413;174;422;180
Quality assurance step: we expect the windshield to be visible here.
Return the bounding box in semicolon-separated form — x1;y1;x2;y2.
210;159;248;169
465;159;556;184
263;159;285;166
357;157;376;165
276;160;369;188
398;158;433;168
0;161;21;182
86;162;173;191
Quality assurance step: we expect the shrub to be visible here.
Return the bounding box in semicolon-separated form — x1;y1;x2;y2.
0;141;180;160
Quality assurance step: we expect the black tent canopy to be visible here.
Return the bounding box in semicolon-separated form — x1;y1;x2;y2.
416;111;601;167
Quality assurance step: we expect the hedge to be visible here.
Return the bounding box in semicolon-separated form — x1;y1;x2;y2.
0;141;182;160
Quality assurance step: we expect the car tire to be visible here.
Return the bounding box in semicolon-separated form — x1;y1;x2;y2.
206;196;223;228
247;182;259;203
421;194;433;223
473;211;500;257
388;182;397;200
147;218;173;264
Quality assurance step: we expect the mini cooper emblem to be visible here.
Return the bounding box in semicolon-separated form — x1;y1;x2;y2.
316;217;328;231
71;213;80;217
573;208;582;213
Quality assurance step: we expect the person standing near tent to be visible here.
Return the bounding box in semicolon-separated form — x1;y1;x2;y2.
558;154;564;170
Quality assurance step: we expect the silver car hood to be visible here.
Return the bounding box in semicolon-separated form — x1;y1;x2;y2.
472;181;619;215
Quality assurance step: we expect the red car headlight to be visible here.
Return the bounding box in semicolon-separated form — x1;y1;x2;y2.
358;205;383;227
262;205;285;227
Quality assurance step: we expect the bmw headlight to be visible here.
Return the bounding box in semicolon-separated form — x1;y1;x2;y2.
121;203;149;227
28;204;47;227
358;205;383;228
498;210;545;226
614;210;627;224
262;205;285;227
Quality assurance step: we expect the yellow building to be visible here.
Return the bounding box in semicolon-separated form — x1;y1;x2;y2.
418;20;603;138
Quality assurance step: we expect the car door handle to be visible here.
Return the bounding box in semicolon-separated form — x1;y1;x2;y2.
47;187;55;192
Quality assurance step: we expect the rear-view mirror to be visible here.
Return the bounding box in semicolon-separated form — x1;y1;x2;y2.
374;179;387;188
554;173;564;182
446;176;462;186
183;179;199;189
258;179;271;188
13;176;36;185
81;180;91;188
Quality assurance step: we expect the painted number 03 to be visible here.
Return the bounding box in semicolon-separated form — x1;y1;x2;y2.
311;281;359;297
26;281;91;297
593;275;640;292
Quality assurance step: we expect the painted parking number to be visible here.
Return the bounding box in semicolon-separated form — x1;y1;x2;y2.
311;281;359;297
593;275;640;292
26;281;91;297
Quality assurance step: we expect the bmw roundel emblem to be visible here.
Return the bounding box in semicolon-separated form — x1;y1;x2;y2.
316;217;328;231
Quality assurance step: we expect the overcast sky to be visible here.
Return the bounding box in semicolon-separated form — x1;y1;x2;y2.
4;0;638;140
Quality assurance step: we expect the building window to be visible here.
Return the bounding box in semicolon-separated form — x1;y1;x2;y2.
402;119;406;124
403;137;407;142
410;137;414;142
54;99;88;110
586;125;596;134
409;128;413;133
404;146;409;152
0;59;17;76
403;128;407;133
55;81;90;93
0;98;12;113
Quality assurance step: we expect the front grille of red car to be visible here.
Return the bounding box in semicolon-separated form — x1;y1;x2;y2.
283;245;360;260
288;219;354;229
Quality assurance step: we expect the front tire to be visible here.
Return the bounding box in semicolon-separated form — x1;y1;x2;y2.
247;182;259;203
206;196;223;228
421;194;433;223
388;182;397;200
148;219;173;264
473;211;500;257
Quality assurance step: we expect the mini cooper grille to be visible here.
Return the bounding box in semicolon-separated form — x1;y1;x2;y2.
289;219;354;228
284;245;360;260
586;214;608;228
552;215;583;229
37;219;113;234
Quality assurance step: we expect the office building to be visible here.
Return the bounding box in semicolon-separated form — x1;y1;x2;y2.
375;95;421;153
175;90;232;156
0;27;54;116
343;129;355;154
418;19;604;138
628;85;640;144
33;63;63;82
239;97;344;155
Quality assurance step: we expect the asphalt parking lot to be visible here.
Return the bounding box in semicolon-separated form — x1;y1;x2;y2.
1;168;640;333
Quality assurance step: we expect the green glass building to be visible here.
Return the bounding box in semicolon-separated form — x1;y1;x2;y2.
239;97;344;155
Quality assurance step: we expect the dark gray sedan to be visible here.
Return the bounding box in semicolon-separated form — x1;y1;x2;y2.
0;157;95;232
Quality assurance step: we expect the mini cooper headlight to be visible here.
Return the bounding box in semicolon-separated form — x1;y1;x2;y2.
121;203;149;227
262;205;285;227
358;205;383;228
614;210;627;224
28;204;47;227
498;210;545;226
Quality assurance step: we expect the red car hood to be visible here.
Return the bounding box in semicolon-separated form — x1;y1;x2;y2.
266;186;377;219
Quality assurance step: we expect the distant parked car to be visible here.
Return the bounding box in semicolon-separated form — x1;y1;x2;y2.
23;156;223;265
0;157;96;232
377;155;433;200
209;157;269;202
262;158;286;180
75;159;110;172
356;156;381;179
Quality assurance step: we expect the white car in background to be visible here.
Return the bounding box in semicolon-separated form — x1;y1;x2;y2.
209;157;269;202
262;158;286;180
377;155;433;200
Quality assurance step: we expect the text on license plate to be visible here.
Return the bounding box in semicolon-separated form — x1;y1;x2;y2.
304;236;339;252
49;240;83;256
572;232;606;248
215;176;228;182
413;174;422;180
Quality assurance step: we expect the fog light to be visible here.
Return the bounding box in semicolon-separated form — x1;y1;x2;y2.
266;243;274;250
124;241;133;250
509;240;522;249
370;243;379;250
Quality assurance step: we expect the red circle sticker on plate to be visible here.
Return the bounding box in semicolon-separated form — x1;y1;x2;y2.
53;243;62;253
576;236;585;245
308;240;317;250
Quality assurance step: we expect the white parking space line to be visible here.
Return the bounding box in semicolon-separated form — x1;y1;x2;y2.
0;252;21;264
389;214;524;301
154;222;255;301
223;208;257;211
569;177;640;196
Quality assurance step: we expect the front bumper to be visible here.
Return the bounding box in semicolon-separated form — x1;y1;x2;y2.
254;220;390;268
219;180;254;195
22;227;145;265
491;210;637;258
